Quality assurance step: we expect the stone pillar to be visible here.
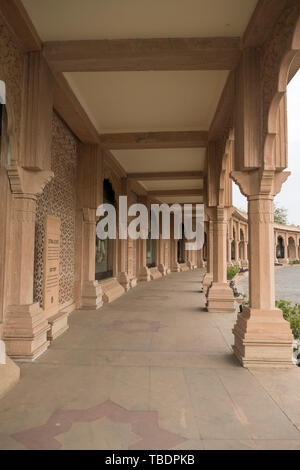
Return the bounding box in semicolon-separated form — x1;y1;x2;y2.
227;238;233;266
118;238;131;291
207;207;235;313
81;209;103;309
4;191;50;361
242;241;249;267
186;249;193;270
158;235;167;276
203;219;214;294
198;248;205;268
231;170;293;367
138;239;151;281
234;239;239;266
171;238;180;272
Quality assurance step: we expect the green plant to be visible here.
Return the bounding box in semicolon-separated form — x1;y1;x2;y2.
291;260;300;265
276;300;300;339
227;265;240;281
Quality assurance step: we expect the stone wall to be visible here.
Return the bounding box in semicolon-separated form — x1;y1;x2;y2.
34;112;78;308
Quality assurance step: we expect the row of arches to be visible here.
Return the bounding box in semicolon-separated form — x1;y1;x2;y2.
276;236;300;261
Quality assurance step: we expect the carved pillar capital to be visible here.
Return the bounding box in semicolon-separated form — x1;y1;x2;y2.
7;165;53;197
230;169;290;199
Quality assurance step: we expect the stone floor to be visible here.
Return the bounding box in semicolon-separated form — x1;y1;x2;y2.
1;269;300;450
238;265;300;304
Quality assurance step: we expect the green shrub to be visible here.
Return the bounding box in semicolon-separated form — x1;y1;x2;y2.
291;260;300;265
276;300;300;339
227;265;240;281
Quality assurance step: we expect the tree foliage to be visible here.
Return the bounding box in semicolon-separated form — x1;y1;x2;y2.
274;205;288;224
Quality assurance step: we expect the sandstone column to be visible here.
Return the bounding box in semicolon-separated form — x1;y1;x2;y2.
198;248;204;268
242;240;249;267
207;207;235;313
234;238;239;266
158;235;168;276
227;238;233;266
4;171;53;361
81;209;103;309
118;238;131;291
231;170;293;367
138;238;151;281
203;219;214;294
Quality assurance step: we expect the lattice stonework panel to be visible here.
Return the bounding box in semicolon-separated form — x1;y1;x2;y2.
34;113;78;308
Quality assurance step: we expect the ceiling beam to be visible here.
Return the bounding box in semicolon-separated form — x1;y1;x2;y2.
53;73;100;144
128;171;203;181
0;0;41;52
148;189;203;197
209;71;235;140
43;37;241;72
100;131;208;149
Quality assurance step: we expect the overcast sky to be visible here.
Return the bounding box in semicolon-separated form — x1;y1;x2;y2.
233;70;300;225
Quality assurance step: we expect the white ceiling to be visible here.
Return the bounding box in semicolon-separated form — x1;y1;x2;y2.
141;179;204;191
21;0;246;199
158;196;204;204
22;0;258;41
64;71;229;133
112;148;206;173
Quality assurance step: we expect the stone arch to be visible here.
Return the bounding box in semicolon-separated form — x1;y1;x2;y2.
287;236;296;260
239;229;244;260
0;28;24;168
95;178;116;281
262;4;300;167
276;235;285;259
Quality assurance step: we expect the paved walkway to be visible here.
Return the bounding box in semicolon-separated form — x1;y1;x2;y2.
238;265;300;304
1;269;300;450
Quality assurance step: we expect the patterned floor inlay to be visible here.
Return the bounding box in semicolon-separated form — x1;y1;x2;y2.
12;400;186;450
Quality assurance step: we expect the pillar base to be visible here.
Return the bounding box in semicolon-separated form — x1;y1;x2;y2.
241;260;249;268
4;303;50;362
139;266;151;282
158;264;168;276
47;310;70;342
233;306;294;368
101;278;125;303
187;261;196;270
171;263;180;273
118;272;131;292
149;267;163;280
130;277;138;288
179;263;189;272
207;282;235;313
202;272;213;295
81;281;103;310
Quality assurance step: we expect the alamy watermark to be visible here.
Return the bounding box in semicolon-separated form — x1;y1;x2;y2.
96;197;204;250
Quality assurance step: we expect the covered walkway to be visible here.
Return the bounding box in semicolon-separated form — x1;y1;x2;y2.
1;269;300;450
